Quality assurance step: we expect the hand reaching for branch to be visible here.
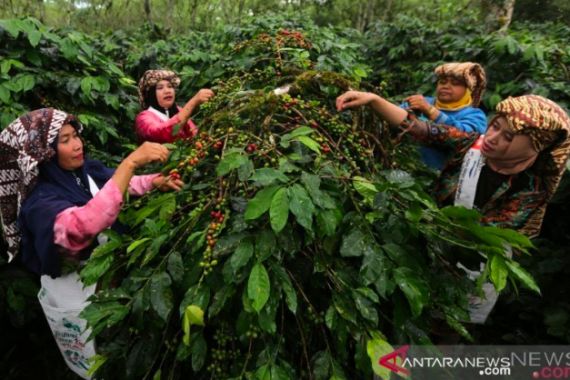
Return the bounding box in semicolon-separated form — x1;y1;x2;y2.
190;89;215;107
125;142;170;169
152;175;184;192
336;90;378;111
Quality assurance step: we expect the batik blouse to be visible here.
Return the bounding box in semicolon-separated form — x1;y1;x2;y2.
419;123;549;237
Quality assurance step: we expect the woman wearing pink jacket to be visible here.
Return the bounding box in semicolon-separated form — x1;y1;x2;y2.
135;69;214;143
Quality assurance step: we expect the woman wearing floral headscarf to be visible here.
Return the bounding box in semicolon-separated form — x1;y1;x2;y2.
135;69;214;143
401;62;488;169
0;108;183;378
336;93;570;237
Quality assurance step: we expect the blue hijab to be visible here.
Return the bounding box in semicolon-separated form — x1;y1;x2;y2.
18;157;115;277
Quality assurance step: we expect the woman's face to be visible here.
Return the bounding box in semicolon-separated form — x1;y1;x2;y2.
57;124;84;170
482;116;536;161
155;80;176;109
436;76;467;103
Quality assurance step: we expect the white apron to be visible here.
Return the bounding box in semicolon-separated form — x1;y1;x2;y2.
37;175;104;379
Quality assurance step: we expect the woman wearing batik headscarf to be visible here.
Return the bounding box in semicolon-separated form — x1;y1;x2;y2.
336;93;570;237
401;62;488;169
0;109;183;378
135;69;214;143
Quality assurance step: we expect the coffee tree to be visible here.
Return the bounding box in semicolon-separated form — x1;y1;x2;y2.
79;30;537;379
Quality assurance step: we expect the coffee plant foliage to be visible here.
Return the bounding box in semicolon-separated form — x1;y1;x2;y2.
77;30;535;379
0;12;567;379
0;17;139;162
363;15;570;111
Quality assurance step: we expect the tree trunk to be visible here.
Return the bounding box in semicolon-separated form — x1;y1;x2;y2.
189;0;199;26
482;0;516;32
383;0;393;21
38;0;46;22
237;0;245;27
144;0;152;24
167;0;175;29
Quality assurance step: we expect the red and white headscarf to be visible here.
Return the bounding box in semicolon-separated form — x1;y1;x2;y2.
0;108;79;261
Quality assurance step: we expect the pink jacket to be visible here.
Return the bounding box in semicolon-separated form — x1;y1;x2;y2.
54;174;159;253
135;106;198;143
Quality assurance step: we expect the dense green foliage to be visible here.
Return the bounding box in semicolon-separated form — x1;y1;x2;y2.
78;40;537;379
1;11;569;380
2;0;569;33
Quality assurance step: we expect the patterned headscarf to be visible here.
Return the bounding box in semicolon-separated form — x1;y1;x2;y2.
434;62;487;107
0;108;80;261
496;95;570;236
137;69;181;108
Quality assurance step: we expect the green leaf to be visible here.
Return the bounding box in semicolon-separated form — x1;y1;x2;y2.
294;135;321;154
313;351;332;379
230;239;254;274
481;226;533;250
86;354;107;377
131;194;175;226
182;305;205;346
16;75;35;92
80;235;121;285
0;86;10;104
281;126;315;148
255;229;277;261
353;67;367;78
288;126;314;138
127;238;151;254
244;185;280;220
301;172;336;209
216;152;249;176
325;305;337;329
489;254;508;292
238;159;255;181
505;260;541;294
394;267;429;317
150;272;173;322
250;168;289;186
288;184;314;230
158;193;176;220
0;19;21;38
191;332;207;371
270;187;289;232
1;59;24;74
353;289;378;324
208;285;235;318
254;364;271;380
340;228;377;257
167;252;184;283
367;333;395;380
271;263;297;314
141;235;168;267
180;285;210;315
353;176;378;200
360;251;394;298
27;30;42;47
316;208;343;236
81;76;96;96
80;301;129;337
248;263;270;312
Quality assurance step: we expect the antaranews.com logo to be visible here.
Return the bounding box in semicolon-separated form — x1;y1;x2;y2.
374;345;570;379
